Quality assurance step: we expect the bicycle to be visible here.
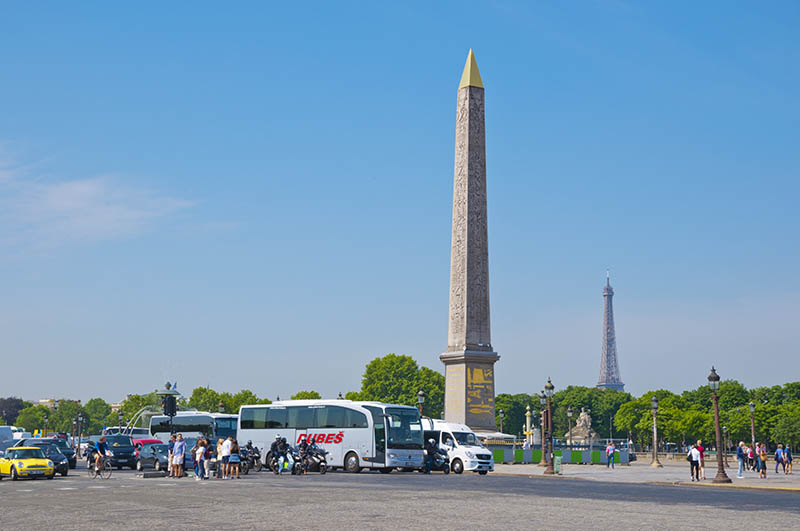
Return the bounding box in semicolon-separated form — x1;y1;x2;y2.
88;454;113;479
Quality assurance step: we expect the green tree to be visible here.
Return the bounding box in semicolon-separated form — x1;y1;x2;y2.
49;400;83;433
291;391;322;400
14;405;50;432
0;397;30;425
356;354;445;417
188;387;222;412
83;398;111;434
344;391;363;401
119;393;162;427
773;405;800;447
495;393;536;435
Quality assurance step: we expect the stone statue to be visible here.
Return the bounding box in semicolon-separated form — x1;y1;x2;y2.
565;407;598;445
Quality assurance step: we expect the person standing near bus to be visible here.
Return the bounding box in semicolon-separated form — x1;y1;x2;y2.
172;434;186;478
167;434;176;477
220;436;233;479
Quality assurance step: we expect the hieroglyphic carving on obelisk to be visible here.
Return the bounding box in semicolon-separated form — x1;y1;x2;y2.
440;49;500;433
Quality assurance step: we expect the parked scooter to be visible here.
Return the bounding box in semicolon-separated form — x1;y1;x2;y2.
303;445;328;474
245;445;263;472
423;451;451;474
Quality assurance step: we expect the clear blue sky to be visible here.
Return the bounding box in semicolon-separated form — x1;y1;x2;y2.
1;1;798;404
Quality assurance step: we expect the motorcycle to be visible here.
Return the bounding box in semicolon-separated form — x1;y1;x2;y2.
302;446;328;474
423;451;450;474
271;447;302;475
245;446;263;472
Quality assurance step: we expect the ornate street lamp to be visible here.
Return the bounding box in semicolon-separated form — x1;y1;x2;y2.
118;411;124;434
337;392;344;400
498;409;505;433
707;367;731;483
218;401;225;414
539;391;547;466
650;395;663;468
417;389;425;415
43;414;48;437
748;401;756;447
567;407;573;450
544;378;555;475
72;419;77;449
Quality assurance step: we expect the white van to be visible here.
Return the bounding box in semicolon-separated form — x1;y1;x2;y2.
421;418;493;474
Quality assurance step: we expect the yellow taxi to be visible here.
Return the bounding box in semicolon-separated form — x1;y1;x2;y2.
0;446;55;480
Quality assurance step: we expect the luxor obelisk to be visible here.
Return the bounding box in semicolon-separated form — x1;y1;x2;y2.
440;49;499;433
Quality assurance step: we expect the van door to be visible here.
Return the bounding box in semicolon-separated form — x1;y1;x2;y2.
364;406;385;465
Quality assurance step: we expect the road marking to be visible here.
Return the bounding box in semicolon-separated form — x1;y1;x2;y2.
88;486;107;489
16;489;34;492
56;487;77;490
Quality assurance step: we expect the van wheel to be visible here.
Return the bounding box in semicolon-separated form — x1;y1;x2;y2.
452;459;464;474
478;470;488;475
344;452;361;473
379;467;393;474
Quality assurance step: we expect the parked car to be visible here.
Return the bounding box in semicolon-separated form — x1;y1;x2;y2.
49;437;77;469
136;442;169;472
14;438;75;470
85;435;138;470
0;446;55;480
18;442;69;476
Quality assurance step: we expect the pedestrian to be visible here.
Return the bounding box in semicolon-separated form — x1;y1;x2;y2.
606;442;615;469
522;439;530;451
736;441;746;479
758;442;768;479
229;439;241;479
774;444;785;474
172;434;186;478
204;440;212;479
696;440;706;480
167;434;176;477
221;435;233;479
195;439;206;481
748;445;756;471
216;438;224;478
785;445;792;475
687;444;701;482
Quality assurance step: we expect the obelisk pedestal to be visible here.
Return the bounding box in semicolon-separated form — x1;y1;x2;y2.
440;50;499;433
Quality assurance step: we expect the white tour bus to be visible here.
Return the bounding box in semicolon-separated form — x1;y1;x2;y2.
149;411;238;441
238;400;424;472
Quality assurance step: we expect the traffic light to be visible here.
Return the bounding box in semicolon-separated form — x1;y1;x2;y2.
165;396;177;417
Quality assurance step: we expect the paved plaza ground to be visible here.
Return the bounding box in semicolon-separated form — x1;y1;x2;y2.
2;465;798;530
496;458;800;490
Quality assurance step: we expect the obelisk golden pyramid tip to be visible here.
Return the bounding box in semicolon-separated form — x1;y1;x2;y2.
459;48;484;89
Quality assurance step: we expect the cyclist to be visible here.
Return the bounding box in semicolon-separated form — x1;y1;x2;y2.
94;436;111;472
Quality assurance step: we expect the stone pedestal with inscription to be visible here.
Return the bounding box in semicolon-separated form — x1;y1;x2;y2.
440;50;499;433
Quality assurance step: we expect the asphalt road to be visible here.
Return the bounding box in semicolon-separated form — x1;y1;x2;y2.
2;468;798;530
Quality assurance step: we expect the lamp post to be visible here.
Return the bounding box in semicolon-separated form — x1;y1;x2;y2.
567;407;573;450
543;378;555;475
43;414;48;437
748;401;756;447
707;367;731;483
723;425;729;468
539;391;547;466
650;395;663;467
72;419;77;449
498;409;505;434
118;411;124;434
417;390;425;416
77;414;84;458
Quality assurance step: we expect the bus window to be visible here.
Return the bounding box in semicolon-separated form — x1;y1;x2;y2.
343;409;368;428
241;407;266;430
216;418;237;439
266;408;287;429
287;406;315;429
316;406;346;428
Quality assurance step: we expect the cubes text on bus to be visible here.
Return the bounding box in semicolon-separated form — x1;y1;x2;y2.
297;432;344;444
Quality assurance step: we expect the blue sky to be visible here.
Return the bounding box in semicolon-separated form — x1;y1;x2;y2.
1;1;798;403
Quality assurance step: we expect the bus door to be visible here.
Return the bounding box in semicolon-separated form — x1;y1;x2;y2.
364;406;385;465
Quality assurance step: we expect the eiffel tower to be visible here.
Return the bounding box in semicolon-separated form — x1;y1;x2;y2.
597;272;624;392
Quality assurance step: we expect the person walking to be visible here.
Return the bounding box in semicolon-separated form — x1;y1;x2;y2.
696;440;706;480
774;444;785;474
688;444;701;482
736;441;746;479
606;442;615;469
172;434;186;478
784;445;792;475
204;441;212;480
758;443;768;479
194;439;206;481
167;434;176;477
229;440;241;479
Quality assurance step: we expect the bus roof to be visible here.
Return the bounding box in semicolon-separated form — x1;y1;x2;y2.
239;400;418;410
150;410;238;418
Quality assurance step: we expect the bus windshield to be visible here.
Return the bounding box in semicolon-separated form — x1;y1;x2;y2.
385;408;423;450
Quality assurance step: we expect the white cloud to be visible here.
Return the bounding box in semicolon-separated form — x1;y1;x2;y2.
0;150;193;250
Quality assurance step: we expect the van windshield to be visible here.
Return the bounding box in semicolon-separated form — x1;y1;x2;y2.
453;431;481;446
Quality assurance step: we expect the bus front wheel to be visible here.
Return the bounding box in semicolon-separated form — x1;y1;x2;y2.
344;452;361;473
